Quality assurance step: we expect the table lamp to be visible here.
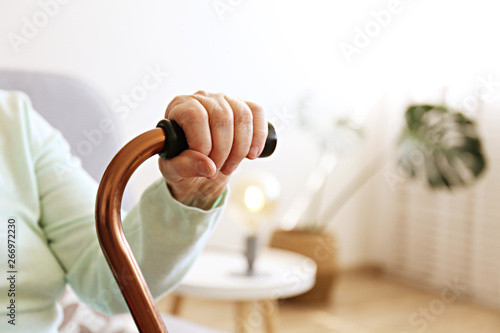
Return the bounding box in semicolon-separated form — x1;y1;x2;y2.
227;169;281;275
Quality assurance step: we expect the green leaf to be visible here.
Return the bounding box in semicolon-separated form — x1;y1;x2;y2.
397;104;487;189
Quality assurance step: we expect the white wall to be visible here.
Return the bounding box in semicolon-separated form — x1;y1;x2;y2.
2;0;500;268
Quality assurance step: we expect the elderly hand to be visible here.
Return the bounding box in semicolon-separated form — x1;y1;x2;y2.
158;91;268;210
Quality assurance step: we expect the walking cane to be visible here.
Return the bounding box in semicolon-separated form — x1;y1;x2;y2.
95;119;277;333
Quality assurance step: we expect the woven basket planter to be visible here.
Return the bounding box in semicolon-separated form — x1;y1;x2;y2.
269;229;338;303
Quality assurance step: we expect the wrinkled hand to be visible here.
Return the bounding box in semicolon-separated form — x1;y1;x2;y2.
158;91;268;210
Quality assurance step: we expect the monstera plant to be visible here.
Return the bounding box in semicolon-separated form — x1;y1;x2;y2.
314;103;488;229
397;104;486;189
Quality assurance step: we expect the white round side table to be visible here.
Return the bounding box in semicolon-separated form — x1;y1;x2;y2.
168;248;317;333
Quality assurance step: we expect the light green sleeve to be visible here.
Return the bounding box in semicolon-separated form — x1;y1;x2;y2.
28;105;227;315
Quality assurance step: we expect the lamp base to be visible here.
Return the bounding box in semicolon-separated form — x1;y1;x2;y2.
245;234;257;276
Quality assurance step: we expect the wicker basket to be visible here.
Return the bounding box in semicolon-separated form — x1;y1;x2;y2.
269;229;338;302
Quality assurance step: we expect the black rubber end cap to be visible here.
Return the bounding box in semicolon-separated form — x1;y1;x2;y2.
156;119;188;159
260;123;277;158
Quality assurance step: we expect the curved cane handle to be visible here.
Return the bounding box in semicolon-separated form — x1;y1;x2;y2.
95;121;277;333
156;120;277;159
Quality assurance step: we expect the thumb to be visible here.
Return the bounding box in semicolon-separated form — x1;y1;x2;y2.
158;149;217;182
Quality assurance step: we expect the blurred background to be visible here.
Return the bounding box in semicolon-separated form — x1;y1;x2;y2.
2;0;500;332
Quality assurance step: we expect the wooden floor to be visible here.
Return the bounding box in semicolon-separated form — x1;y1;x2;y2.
158;269;500;332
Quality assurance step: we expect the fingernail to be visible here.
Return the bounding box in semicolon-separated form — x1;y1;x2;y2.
249;146;259;159
196;161;212;177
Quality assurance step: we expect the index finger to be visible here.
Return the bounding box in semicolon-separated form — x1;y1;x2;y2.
165;95;212;157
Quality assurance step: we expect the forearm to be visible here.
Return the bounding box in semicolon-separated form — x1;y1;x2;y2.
66;179;226;315
130;179;226;299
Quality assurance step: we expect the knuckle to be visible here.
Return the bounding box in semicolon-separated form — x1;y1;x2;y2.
250;102;265;115
173;95;192;104
210;105;234;127
214;92;226;99
178;107;207;125
194;90;209;96
166;95;186;113
223;94;236;103
236;109;253;127
211;116;233;129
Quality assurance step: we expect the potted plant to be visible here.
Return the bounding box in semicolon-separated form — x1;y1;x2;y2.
270;102;487;302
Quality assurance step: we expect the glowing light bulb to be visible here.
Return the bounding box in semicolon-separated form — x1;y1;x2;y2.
244;186;265;212
226;169;281;233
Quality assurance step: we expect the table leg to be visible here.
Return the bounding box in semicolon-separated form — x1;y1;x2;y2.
170;294;184;316
260;300;279;333
235;301;253;333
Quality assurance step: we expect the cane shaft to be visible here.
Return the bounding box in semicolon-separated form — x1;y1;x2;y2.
95;128;167;333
